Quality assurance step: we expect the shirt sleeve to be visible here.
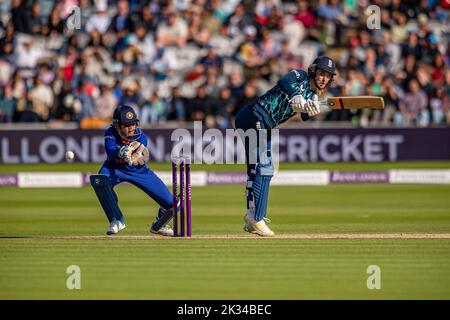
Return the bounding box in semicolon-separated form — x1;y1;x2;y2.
139;132;148;147
105;130;119;159
277;69;307;98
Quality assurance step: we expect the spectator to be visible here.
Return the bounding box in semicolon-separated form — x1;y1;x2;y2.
73;81;95;121
431;54;446;86
205;72;221;99
150;47;178;81
119;79;144;108
0;84;16;122
11;0;32;34
108;0;134;33
395;79;429;126
404;54;418;84
188;85;213;123
30;2;45;35
308;15;328;47
224;3;255;38
28;76;54;121
10;70;27;102
0;59;13;86
401;32;422;60
0;22;15;58
380;77;403;125
156;10;189;47
167;87;187;122
140;4;159;33
94;82;118;121
128;23;157;67
198;45;224;72
259;29;281;61
237;38;265;79
16;101;41;122
294;0;314;28
45;5;65;35
14;36;44;70
430;86;449;125
228;71;245;103
235;83;258;117
215;87;236;128
0;0;447;129
388;0;409;16
391;13;408;44
317;0;347;46
278;39;302;73
380;9;393;30
52;81;75;121
85;1;111;34
141;92;168;124
255;0;282;23
264;5;283;31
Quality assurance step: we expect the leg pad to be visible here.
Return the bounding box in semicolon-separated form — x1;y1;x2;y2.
90;174;124;223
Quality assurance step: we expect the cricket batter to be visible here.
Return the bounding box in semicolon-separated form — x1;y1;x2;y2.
90;104;175;236
235;56;336;236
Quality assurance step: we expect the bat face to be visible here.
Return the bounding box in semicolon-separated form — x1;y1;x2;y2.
325;96;385;110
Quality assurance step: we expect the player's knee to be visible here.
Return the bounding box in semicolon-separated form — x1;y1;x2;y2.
90;174;110;187
157;192;173;210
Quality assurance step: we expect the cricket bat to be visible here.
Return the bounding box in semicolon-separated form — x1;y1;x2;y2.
320;96;385;110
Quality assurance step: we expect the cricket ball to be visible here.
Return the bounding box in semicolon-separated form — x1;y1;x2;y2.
65;150;75;162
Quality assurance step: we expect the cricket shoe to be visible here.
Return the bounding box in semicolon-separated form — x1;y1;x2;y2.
243;209;257;234
243;210;275;237
150;224;174;237
106;220;126;235
252;218;275;237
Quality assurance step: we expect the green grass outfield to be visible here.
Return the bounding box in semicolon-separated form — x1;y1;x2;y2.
1;162;450;299
1;160;450;173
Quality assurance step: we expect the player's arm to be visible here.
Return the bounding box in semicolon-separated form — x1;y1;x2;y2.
105;132;133;164
277;70;311;119
277;70;304;98
105;133;120;160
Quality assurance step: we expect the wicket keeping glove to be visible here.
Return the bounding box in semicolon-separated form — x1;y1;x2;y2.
118;145;132;163
129;141;149;166
305;94;321;117
289;95;307;112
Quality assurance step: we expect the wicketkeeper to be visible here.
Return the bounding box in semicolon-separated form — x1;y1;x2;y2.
235;56;336;236
90;104;175;236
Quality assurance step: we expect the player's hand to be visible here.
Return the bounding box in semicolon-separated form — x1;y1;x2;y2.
118;145;132;163
130;144;149;166
289;95;307;112
129;141;141;151
305;95;321;117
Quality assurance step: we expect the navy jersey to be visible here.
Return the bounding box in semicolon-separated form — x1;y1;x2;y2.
253;69;317;128
103;126;148;172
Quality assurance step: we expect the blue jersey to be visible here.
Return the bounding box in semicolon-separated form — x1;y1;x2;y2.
253;69;317;128
103;126;148;172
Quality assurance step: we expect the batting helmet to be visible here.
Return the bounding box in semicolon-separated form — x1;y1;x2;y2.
112;104;141;141
113;104;139;126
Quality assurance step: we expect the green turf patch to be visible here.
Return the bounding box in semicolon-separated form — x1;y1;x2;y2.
0;238;449;299
0;184;449;299
1;161;450;173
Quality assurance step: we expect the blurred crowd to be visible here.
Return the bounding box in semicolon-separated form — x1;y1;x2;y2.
0;0;448;128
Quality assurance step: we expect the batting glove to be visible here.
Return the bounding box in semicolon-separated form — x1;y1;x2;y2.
305;94;321;117
289;95;307;112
